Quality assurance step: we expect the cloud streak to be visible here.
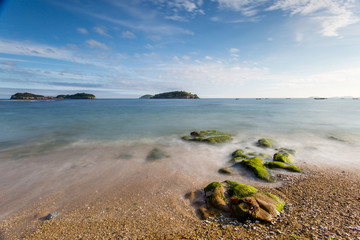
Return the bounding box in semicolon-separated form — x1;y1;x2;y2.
214;0;359;37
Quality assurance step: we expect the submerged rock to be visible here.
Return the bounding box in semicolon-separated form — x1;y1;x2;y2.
146;148;170;161
203;181;285;222
256;138;276;148
182;130;232;144
218;167;234;175
241;157;276;182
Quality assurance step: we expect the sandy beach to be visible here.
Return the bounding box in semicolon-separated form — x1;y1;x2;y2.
1;162;359;240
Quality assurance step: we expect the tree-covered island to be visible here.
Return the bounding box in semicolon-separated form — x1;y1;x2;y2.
140;91;199;99
10;92;96;100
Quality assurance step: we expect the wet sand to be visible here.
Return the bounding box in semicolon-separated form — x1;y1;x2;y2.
1;162;359;240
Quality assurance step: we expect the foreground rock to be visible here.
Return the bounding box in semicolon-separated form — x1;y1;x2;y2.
182;130;232;144
203;180;285;222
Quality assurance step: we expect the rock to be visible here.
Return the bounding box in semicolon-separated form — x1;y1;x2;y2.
39;212;58;221
265;161;301;173
182;130;232;144
203;181;285;222
256;138;276;148
277;148;296;155
218;167;233;174
146;148;170;161
240;157;276;182
273;152;293;164
204;182;230;212
231;149;250;162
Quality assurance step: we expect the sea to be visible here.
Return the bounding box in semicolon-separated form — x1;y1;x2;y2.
1;98;360;219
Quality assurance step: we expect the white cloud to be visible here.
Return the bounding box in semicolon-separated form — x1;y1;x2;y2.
121;31;136;39
0;39;75;61
205;56;213;60
214;0;359;37
165;15;189;22
216;0;268;16
182;55;191;60
144;52;157;58
145;44;154;49
229;48;239;53
85;39;109;50
267;0;359;37
77;27;88;34
93;26;111;37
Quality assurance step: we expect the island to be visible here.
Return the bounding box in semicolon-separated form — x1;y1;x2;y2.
139;91;199;99
10;92;96;100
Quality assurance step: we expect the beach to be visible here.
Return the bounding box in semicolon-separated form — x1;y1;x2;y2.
1;98;360;239
1;164;359;239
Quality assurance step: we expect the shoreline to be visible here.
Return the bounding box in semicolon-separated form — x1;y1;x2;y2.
1;163;359;239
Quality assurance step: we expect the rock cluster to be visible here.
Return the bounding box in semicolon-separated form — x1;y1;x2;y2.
219;138;301;182
201;180;285;222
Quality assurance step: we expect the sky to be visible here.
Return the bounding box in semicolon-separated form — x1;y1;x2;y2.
0;0;360;98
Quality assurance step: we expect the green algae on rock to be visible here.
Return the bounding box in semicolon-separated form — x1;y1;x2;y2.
273;152;293;164
256;138;276;148
182;130;232;144
265;161;302;173
241;157;276;182
146;148;170;161
203;181;285;222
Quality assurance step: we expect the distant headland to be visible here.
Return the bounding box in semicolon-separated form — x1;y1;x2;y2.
10;92;96;100
140;91;199;99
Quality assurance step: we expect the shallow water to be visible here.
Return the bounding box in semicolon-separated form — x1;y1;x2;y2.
0;98;360;219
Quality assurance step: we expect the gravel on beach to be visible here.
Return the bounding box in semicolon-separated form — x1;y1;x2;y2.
1;163;360;239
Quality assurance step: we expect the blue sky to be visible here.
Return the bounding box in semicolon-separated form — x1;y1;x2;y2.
0;0;360;98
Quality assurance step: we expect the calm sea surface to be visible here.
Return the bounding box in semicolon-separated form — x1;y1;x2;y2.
1;98;359;147
1;98;360;219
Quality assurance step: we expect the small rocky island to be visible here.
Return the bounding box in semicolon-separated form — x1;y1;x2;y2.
10;92;96;100
140;91;199;99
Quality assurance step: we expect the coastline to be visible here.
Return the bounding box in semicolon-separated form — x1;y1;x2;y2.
1;163;359;239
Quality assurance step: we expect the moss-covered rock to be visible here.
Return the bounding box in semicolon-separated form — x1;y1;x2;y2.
204;182;230;212
182;130;232;144
225;180;258;198
202;181;285;222
265;161;301;173
256;138;276;148
277;148;296;155
241;157;276;182
273;152;293;164
146;148;170;161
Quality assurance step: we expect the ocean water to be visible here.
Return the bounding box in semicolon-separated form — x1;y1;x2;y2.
1;98;360;219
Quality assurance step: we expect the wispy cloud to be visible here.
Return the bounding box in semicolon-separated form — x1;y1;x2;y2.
121;31;136;39
77;27;88;34
55;1;194;37
216;0;268;16
214;0;359;37
0;39;76;61
267;0;359;37
85;39;109;50
93;26;111;37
